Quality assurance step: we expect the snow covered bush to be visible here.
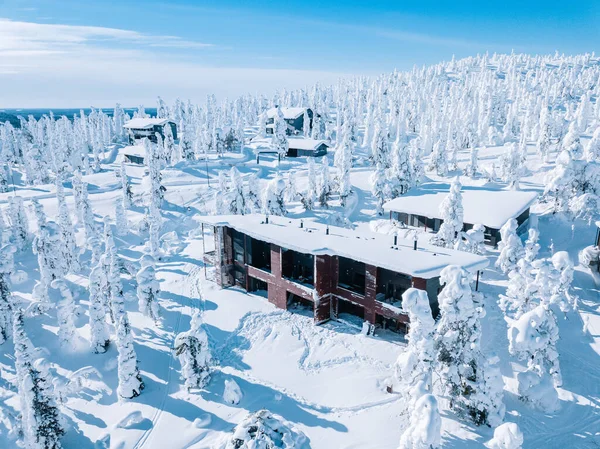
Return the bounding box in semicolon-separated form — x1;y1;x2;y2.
398;394;441;449
224;409;309;449
485;422;524;449
431;177;463;248
174;310;212;390
223;378;243;405
262;176;286;216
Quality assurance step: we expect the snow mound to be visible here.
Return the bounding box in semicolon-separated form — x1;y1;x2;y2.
485;422;524;449
193;414;212;428
115;411;152;430
223;378;243;405
224;409;309;449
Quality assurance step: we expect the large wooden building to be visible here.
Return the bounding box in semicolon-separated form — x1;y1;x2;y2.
383;183;538;246
200;215;488;332
124;118;177;144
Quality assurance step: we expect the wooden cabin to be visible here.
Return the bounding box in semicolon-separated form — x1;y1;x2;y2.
286;138;329;157
124;118;177;144
383;183;538;247
199;214;488;332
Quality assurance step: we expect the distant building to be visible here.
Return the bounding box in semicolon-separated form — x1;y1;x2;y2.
383;183;538;246
199;214;488;332
122;145;145;164
123;118;177;144
286;138;329;157
265;107;314;135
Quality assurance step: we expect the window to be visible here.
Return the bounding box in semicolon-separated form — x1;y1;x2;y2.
282;249;314;286
248;237;271;272
232;229;245;264
338;257;366;295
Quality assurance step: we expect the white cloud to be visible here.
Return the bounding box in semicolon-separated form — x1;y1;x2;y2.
0;18;349;107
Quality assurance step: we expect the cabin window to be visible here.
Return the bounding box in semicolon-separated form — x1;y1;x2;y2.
247;237;271;272
232;229;245;264
282;249;314;286
338;257;366;295
376;268;412;304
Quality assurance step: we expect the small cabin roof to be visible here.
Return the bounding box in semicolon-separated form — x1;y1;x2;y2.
266;107;307;120
198;214;489;279
287;138;329;151
123;118;174;129
383;183;538;229
121;145;146;158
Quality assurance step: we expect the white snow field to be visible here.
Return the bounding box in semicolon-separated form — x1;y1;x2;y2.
1;55;600;449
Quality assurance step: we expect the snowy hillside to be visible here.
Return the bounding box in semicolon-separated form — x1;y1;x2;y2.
1;53;600;449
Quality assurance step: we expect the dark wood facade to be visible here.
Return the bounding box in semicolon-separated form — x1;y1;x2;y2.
266;108;314;136
210;226;443;332
390;207;531;247
127;121;178;144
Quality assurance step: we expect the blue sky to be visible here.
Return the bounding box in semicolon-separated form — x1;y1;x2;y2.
1;0;599;107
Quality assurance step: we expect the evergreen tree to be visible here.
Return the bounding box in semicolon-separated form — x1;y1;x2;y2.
431;177;464;248
0;244;15;345
119;160;133;209
116;313;144;399
32;222;67;302
496;219;524;274
48;279;77;350
262;176;286;216
108;248;126;326
115;198;128;235
229;166;246;215
136;255;161;322
13;310;65;449
31;198;47;232
271;106;289;158
88;263;110;353
8;195;29;252
318;157;331;208
428;138;448;176
174;310;212;389
464;147;479;178
246;173;262;213
284;171;298;203
398;394;441;449
55;178;79;273
390;137;411;198
500;143;522;190
303;157;317;210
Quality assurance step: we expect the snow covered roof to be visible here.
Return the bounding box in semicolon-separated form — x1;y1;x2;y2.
287;138;329;151
199;214;489;279
122;145;146;158
383;183;538;229
266;107;307;120
123;118;174;129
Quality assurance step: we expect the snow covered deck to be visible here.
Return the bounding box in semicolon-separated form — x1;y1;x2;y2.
199;214;489;279
382;183;538;229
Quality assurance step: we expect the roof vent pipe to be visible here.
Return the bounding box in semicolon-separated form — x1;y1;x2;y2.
265;215;269;224
326;225;329;235
393;234;398;246
413;237;418;251
300;220;304;228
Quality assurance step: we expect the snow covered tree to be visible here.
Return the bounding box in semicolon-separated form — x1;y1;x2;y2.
119;160;133;209
524;228;540;263
229;166;246;215
318;157;331;207
174;310;212;390
55;178;79;273
262;176;286;216
370;163;387;215
108;249;126;326
393;289;435;403
463;224;486;255
31;198;47;232
33;222;67;302
302;109;310;137
88;263;110;354
136;255;160;322
428;138;448;176
389;138;411;198
500;143;522;190
225;409;308;449
562;121;583;159
485;422;523;449
48;279;77;351
370;124;390;169
0;244;15;345
431;177;463;248
550;251;576;313
271;107;289;158
13;310;65;449
116;313;144;399
115;198;128;235
398;394;441;449
496;219;524;274
223;378;243;405
335;129;353;205
8;195;29;251
246;173;262;212
508;304;561;412
302;157;317;210
285;171;298;203
464;147;479;178
434;265;502;426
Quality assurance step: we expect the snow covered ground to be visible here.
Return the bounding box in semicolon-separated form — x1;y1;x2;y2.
1;134;599;449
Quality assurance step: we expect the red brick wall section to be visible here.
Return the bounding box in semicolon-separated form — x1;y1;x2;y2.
412;277;427;290
266;244;287;310
363;264;378;324
314;255;335;323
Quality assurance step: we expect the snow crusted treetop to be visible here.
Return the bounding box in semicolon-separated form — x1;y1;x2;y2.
224;409;309;449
